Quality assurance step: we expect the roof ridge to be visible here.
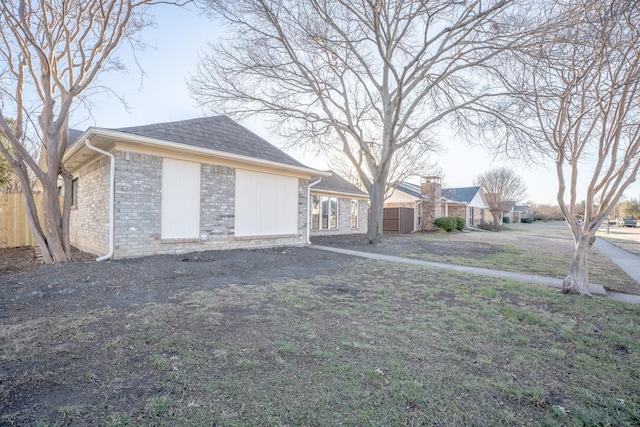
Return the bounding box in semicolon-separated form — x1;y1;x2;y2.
112;115;227;132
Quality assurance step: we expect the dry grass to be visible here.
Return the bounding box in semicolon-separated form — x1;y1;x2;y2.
2;252;640;425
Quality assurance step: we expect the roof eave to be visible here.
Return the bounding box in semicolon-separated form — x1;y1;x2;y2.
63;128;329;177
312;188;369;198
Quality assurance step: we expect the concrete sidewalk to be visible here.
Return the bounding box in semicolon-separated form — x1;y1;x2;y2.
594;239;640;304
309;245;608;296
311;237;640;304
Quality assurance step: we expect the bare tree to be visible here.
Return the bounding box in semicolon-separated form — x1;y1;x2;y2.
474;167;527;229
0;0;182;263
498;0;640;295
190;0;522;243
0;119;40;194
327;142;438;199
0;143;11;190
528;202;564;221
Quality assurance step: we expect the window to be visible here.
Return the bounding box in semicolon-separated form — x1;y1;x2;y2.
330;197;337;228
71;179;78;207
311;195;320;230
235;169;298;236
314;195;338;230
351;199;358;228
162;158;201;239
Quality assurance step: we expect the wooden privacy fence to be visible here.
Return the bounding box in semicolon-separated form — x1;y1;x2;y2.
383;207;414;234
0;193;43;249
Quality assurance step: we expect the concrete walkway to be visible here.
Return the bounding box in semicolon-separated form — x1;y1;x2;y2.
309;244;640;304
594;239;640;304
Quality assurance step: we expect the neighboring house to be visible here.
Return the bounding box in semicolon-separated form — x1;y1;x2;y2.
384;177;488;231
494;201;528;224
514;205;530;222
309;172;369;236
384;177;441;232
440;186;488;227
503;201;517;223
63;116;327;259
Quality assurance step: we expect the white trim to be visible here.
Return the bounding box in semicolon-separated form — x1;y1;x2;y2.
307;178;322;243
311;189;368;199
65;128;329;178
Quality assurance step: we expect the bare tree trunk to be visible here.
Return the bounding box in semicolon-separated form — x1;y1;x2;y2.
491;210;501;229
60;169;73;260
367;176;386;244
17;171;54;264
41;175;68;262
562;234;595;296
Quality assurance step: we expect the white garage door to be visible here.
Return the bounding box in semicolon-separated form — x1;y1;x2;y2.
235;169;298;237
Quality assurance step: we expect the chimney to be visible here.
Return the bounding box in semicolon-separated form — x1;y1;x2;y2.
421;176;443;228
421;176;442;199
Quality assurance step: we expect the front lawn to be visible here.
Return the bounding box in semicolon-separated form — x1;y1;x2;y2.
314;221;640;295
1;249;639;426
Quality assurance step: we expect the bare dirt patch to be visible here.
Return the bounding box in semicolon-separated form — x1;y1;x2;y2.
0;247;40;275
1;227;639;425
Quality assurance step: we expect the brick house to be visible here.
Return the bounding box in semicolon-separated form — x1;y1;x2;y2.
309;172;369;237
502;202;530;224
63;116;329;259
384;176;442;231
440;186;488;227
385;177;488;231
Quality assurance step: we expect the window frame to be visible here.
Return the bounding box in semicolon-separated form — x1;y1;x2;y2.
71;178;78;207
313;195;338;230
351;199;358;229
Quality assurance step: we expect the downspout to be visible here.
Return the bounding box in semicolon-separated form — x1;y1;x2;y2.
84;139;115;261
307;178;322;244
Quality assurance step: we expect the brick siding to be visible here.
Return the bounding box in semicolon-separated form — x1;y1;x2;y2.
310;196;368;236
71;149;307;258
69;156;110;255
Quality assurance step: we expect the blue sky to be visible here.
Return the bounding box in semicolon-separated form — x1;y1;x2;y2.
69;3;640;206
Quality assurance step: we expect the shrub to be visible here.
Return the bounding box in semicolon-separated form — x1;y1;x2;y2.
520;217;533;223
502;216;510;224
454;216;465;231
476;222;494;231
433;217;458;232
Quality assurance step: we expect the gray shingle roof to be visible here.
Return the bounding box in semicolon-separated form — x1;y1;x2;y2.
68;128;84;147
441;187;481;204
394;181;426;200
69;116;306;169
313;172;368;197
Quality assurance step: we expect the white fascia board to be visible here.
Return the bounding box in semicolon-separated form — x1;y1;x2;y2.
311;189;369;199
63;127;330;178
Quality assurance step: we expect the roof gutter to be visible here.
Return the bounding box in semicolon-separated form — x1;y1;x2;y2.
84;138;115;262
307;178;322;244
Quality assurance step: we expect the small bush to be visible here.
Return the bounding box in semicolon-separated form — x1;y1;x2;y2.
433;217;458;232
520;217;533;223
454;216;465;231
476;222;494;231
502;216;511;224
